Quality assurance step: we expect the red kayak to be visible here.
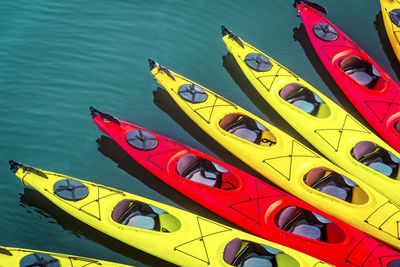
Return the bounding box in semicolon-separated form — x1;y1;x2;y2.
295;0;400;153
90;106;400;266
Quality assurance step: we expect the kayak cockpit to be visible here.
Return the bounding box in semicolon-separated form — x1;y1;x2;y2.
112;199;181;232
279;83;330;118
352;141;400;179
275;206;345;243
339;55;382;90
176;153;239;190
219;113;277;147
304;167;368;204
223;238;299;267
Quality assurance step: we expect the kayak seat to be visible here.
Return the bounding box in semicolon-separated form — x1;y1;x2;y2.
277;206;328;241
112;199;167;231
353;141;400;178
395;121;400;134
223;238;281;267
176;154;230;188
304;167;358;202
389;9;400;27
223;238;242;265
339;56;381;89
313;22;338;42
389;260;400;267
219;114;272;145
280;83;326;116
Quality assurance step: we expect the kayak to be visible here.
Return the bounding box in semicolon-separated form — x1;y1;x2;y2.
380;0;400;61
294;1;400;155
148;59;400;252
9;161;329;267
91;107;400;266
0;246;132;266
221;27;400;219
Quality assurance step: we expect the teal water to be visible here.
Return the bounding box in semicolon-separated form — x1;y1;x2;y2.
0;0;393;266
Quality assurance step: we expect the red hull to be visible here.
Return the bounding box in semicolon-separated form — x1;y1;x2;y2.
297;3;400;153
91;108;400;266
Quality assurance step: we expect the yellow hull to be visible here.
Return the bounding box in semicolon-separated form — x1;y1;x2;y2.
10;162;327;267
0;246;132;267
150;58;400;250
380;0;400;61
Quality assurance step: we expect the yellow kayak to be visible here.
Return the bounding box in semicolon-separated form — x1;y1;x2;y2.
0;246;132;267
221;26;400;208
9;161;328;267
148;57;400;250
380;0;400;61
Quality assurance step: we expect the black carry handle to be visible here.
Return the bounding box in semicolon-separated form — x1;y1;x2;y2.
294;0;328;14
0;247;12;256
221;25;244;48
90;106;121;126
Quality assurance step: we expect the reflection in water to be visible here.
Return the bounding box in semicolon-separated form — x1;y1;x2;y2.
19;188;175;267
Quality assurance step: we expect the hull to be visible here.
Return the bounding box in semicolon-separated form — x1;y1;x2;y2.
148;62;400;265
296;2;400;155
9;161;327;267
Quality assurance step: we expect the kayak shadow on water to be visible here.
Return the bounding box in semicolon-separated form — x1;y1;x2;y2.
375;11;400;81
19;188;176;267
96;135;239;229
152;87;270;184
221;52;314;151
292;23;373;132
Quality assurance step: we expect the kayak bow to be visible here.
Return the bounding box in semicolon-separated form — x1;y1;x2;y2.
9;160;328;267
